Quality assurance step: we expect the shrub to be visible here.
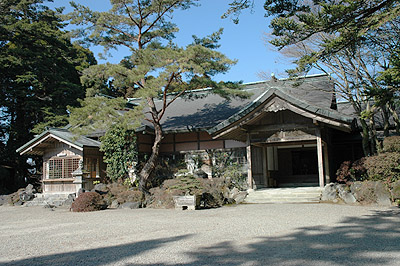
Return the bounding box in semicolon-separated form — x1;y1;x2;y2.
336;158;367;184
364;152;400;184
71;192;106;212
100;125;137;182
148;174;230;209
383;136;400;152
116;190;143;204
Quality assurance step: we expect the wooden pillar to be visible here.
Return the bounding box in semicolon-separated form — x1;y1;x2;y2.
323;143;330;184
246;133;253;189
316;128;324;188
262;147;268;187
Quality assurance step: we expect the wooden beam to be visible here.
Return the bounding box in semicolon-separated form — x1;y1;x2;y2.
316;128;325;188
245;123;316;133
246;133;253;189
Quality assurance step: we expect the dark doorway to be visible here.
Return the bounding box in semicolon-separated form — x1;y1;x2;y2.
277;147;318;187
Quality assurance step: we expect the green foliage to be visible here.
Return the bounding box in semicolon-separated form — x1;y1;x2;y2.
211;150;247;189
383;136;400;152
0;0;95;189
99;125;138;182
66;0;248;191
364;152;400;184
264;0;399;61
71;192;107;212
68;96;142;136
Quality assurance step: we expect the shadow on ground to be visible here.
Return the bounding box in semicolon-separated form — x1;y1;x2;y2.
184;209;400;266
2;209;400;265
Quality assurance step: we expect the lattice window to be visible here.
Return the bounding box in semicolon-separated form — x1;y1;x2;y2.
85;158;98;178
47;157;80;179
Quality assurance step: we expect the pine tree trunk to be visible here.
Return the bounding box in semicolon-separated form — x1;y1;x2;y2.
382;104;390;137
388;103;400;134
138;120;163;194
360;118;371;156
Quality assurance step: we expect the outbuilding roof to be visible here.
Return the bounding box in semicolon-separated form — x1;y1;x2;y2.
17;128;101;156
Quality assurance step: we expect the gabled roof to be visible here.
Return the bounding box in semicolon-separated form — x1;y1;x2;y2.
17;128;101;156
128;73;353;133
208;87;355;138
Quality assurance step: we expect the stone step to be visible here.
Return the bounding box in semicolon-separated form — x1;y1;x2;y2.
24;193;74;207
245;187;322;204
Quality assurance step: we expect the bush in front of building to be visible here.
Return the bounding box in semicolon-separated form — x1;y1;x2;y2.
336;136;400;204
364;152;400;184
71;192;107;212
336;158;367;184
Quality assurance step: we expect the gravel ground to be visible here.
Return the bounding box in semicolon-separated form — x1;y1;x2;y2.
0;203;399;266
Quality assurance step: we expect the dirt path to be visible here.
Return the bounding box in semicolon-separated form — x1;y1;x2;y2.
0;204;399;265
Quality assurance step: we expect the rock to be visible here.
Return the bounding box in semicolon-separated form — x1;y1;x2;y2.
121;201;141;209
0;195;7;206
110;200;119;209
14;200;23;206
374;181;392;206
351;181;376;204
391;180;400;200
229;187;240;199
321;183;338;201
224;198;235;204
233;191;247;204
25;184;36;194
19;191;35;202
337;184;357;204
194;170;208;179
94;183;109;194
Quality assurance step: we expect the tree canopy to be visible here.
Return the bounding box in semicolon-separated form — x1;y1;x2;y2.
67;0;247;192
0;0;95;189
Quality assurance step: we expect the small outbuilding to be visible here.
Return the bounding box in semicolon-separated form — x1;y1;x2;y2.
16;128;105;195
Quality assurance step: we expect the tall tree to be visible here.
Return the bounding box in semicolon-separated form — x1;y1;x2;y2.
0;0;95;189
67;0;246;192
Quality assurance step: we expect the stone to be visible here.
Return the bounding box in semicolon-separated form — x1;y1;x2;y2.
194;170;208;179
121;201;141;209
391;180;400;200
25;184;36;195
94;183;109;194
110;200;119;209
337;184;357;204
14;200;23;206
233;191;248;204
173;195;200;210
224;198;235;204
321;183;338;201
0;195;7;206
229;187;240;199
19;191;34;202
374;181;392;206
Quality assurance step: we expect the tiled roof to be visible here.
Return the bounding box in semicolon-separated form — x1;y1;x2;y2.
17;128;101;155
128;73;355;133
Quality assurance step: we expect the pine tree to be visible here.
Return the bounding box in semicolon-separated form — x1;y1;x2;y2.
67;0;247;192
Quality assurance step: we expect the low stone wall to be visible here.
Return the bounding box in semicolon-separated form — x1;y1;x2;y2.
321;181;397;206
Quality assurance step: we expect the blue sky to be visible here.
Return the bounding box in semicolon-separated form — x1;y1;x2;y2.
48;0;295;83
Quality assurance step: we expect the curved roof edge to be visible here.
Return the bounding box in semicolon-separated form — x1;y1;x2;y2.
207;88;355;136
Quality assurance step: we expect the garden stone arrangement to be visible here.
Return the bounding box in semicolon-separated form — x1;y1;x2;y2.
321;181;399;206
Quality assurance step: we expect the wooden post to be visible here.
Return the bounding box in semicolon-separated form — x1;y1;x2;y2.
316;128;324;188
323;143;330;184
246;133;253;189
262;147;268;187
